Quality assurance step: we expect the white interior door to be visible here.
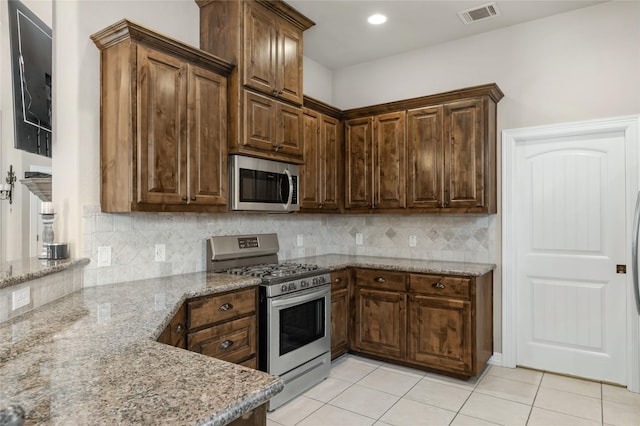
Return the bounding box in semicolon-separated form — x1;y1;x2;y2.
515;131;627;384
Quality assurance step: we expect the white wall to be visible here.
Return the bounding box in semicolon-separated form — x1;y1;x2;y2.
333;1;640;121
0;0;53;262
302;56;333;103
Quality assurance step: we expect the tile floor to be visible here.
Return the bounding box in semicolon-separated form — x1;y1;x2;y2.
267;354;640;426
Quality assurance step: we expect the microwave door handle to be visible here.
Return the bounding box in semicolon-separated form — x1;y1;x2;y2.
283;169;293;209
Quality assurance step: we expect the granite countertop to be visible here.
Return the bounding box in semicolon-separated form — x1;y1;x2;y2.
0;257;90;290
0;272;283;425
291;254;495;276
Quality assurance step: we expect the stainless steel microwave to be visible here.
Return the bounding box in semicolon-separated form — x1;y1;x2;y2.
229;155;299;212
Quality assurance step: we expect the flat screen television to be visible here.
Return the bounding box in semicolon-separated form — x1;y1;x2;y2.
7;0;52;158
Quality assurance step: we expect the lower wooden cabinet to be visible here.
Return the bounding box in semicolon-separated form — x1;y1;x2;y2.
330;270;350;359
346;268;493;378
158;287;258;368
228;403;266;426
407;295;472;373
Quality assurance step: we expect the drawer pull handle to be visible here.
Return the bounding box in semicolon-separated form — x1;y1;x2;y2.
174;323;185;334
219;340;234;350
432;282;446;289
218;303;234;312
374;277;386;283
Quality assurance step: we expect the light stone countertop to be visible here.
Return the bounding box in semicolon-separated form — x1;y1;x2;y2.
0;272;282;425
291;254;495;276
0;257;90;290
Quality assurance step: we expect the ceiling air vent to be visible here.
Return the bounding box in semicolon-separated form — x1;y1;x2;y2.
458;2;500;24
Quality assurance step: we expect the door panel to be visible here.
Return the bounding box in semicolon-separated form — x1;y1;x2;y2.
276;102;303;156
353;287;405;359
443;99;484;209
137;46;186;205
345;117;373;209
188;65;227;206
301;109;320;208
243;91;275;151
243;3;276;94
276;21;303;105
516;132;627;384
375;112;406;209
321;115;340;209
407;106;443;208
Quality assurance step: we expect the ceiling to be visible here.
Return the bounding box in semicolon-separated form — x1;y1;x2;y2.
286;0;606;70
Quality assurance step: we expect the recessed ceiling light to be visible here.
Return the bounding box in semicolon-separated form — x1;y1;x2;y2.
368;14;387;25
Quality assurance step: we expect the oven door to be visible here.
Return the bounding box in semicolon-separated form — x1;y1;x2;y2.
267;284;331;376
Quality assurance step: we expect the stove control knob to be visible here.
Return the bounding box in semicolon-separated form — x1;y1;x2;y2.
281;284;288;293
301;280;309;288
289;282;297;291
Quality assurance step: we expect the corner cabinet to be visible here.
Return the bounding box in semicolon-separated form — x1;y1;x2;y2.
91;19;233;213
343;83;502;214
198;0;315;163
344;112;406;211
300;99;342;211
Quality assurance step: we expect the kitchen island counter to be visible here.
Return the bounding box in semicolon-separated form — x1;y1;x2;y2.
292;254;495;276
0;272;282;425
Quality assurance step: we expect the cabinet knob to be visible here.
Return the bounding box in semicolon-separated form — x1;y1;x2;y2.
278;89;284;95
219;340;234;350
410;296;416;302
432;282;446;289
190;196;196;201
272;88;279;94
374;277;386;283
334;278;342;283
175;323;185;334
218;303;234;312
182;196;188;202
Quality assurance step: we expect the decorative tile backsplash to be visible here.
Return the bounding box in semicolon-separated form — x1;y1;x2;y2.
82;205;495;287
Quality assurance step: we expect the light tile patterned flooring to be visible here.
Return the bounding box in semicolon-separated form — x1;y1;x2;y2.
267;354;640;426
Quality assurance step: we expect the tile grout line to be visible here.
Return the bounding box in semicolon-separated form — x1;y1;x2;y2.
524;371;544;425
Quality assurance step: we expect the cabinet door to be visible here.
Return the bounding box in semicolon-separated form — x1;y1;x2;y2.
407;106;443;208
407;295;472;374
243;90;276;152
374;112;406;209
188;64;228;206
345;117;373;209
301;108;321;208
353;287;405;359
320;115;341;210
443;98;485;209
275;101;303;157
158;303;187;349
243;3;276;96
137;45;187;205
331;270;351;359
276;20;303;105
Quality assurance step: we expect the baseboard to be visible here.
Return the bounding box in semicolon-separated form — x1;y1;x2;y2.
488;352;503;366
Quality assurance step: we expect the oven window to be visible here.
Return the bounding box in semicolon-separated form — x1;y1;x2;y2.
279;297;325;356
239;168;288;204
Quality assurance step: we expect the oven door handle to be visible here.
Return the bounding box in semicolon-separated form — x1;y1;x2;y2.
283;168;293;210
271;286;330;309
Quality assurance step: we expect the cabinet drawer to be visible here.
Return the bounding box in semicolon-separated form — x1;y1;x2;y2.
188;287;256;329
187;315;256;364
356;269;406;292
409;275;470;299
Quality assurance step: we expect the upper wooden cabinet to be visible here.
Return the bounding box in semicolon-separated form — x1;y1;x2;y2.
301;99;342;211
344;83;502;214
345;112;406;210
91;20;233;213
198;0;314;163
244;2;304;104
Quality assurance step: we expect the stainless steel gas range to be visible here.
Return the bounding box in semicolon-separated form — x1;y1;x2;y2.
206;234;331;411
